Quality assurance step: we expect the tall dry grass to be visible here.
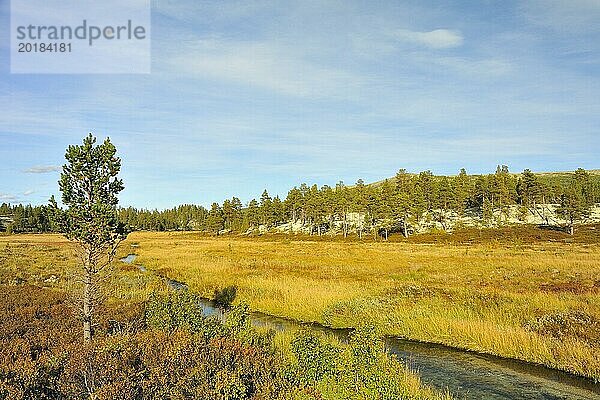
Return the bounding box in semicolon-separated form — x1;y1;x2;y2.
126;231;600;380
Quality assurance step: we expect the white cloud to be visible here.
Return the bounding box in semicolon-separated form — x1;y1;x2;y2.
395;29;463;49
24;166;61;173
23;190;35;195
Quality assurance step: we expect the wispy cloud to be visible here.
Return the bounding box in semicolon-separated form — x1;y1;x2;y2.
0;193;18;202
23;190;35;195
394;29;464;49
24;166;61;174
167;39;364;98
427;56;512;77
520;0;600;33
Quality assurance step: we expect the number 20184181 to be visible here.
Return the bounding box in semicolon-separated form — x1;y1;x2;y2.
18;42;72;53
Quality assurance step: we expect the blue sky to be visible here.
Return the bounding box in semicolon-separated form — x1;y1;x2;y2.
1;0;599;209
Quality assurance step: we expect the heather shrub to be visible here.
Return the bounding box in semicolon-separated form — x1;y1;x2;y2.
1;285;446;400
0;286;289;400
525;310;600;344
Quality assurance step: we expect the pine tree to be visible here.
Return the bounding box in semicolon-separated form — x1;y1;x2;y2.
306;185;326;235
452;168;471;217
574;168;594;206
332;182;350;237
246;199;260;228
557;170;593;234
517;169;550;223
259;190;273;226
272;196;284;225
353;179;367;238
394;169;413;237
417;171;435;212
433;176;452;230
321;185;336;234
49;133;127;342
375;179;395;239
491;165;512;220
411;180;427;226
557;187;589;235
230;197;243;231
482;197;494;226
206;203;225;235
284;187;302;223
222;199;234;231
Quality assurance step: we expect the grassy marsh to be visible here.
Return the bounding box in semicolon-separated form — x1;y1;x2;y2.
2;228;600;382
0;233;452;399
123;229;600;380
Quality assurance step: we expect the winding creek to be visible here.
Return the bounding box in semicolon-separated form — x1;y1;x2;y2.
120;254;600;399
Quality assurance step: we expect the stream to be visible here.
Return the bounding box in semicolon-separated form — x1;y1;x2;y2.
120;254;600;399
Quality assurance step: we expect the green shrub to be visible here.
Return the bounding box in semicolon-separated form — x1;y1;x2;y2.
1;285;446;400
214;285;237;308
291;329;341;385
290;325;438;400
145;290;223;338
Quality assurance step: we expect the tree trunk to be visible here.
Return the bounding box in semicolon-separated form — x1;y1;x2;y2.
83;269;92;342
403;219;408;238
343;212;348;238
569;224;574;235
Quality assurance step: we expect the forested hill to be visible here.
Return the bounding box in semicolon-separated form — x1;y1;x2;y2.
2;167;600;236
369;169;600;188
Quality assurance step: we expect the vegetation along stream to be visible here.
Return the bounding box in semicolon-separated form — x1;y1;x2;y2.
121;254;600;400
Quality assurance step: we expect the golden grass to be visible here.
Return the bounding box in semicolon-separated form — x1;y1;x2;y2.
0;234;165;304
124;231;600;380
3;231;600;382
0;233;452;399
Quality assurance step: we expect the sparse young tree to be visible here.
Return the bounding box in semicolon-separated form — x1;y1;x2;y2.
49;133;126;342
